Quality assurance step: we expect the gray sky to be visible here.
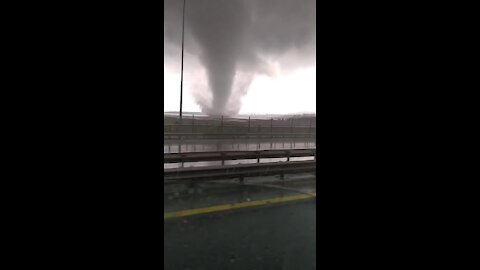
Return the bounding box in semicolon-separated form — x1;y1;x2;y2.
164;0;316;115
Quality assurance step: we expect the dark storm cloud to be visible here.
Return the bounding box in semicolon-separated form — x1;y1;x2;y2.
164;0;316;115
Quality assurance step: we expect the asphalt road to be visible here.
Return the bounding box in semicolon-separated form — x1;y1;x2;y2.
164;182;316;270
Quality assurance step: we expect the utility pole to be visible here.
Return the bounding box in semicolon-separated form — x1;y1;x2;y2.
179;0;186;122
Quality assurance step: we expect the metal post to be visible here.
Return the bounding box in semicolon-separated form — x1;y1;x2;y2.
192;113;195;133
221;115;223;133
270;118;273;138
178;135;182;153
179;0;186;121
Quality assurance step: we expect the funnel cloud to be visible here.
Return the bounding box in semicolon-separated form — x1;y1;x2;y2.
164;0;316;115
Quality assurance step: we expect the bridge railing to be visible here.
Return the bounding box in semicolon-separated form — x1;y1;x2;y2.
164;116;316;134
163;132;316;140
164;148;316;165
164;160;316;182
164;124;315;134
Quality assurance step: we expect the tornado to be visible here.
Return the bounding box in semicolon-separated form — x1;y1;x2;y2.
164;0;316;116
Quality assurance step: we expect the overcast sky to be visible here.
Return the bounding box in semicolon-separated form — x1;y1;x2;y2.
164;0;316;115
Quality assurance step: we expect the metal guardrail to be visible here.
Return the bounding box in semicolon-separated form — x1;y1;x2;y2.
164;133;316;140
164;123;316;134
164;160;316;182
164;148;316;164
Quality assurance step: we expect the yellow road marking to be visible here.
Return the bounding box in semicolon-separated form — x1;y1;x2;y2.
164;193;316;220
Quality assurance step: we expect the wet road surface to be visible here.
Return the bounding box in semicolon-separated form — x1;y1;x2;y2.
165;200;315;270
164;179;316;270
